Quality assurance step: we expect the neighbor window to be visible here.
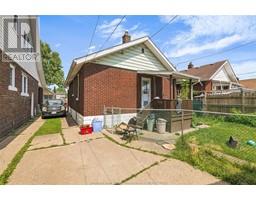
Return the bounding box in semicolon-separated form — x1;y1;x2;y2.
8;64;17;91
223;86;229;90
21;73;29;96
216;86;221;90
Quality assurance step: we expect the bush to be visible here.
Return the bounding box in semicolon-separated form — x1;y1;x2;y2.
224;109;256;127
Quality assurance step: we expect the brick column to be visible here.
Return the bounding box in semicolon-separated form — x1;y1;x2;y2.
173;78;177;100
170;75;173;99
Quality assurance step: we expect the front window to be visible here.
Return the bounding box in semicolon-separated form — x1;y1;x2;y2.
21;73;29;96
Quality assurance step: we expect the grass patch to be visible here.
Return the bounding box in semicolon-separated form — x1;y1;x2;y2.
0;134;35;185
0;117;62;184
191;115;256;163
35;118;61;136
172;115;256;184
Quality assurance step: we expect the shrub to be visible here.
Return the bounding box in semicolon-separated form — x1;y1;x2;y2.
224;109;256;127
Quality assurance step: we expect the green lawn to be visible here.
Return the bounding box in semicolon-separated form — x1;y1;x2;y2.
171;115;256;184
190;116;256;163
35;118;61;136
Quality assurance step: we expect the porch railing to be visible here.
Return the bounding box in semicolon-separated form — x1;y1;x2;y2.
151;99;192;110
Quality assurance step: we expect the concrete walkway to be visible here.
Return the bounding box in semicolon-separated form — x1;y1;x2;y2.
0;117;45;175
7;116;222;184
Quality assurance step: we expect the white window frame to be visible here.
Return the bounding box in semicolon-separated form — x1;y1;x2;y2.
21;72;29;97
8;64;17;91
76;74;79;101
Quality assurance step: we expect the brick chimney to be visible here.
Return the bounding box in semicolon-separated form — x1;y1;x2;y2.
122;31;131;43
188;62;194;69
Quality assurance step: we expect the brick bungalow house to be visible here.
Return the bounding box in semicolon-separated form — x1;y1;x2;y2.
240;79;256;90
0;16;46;137
65;32;199;125
181;60;241;96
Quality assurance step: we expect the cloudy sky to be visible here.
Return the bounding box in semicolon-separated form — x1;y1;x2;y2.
40;15;256;80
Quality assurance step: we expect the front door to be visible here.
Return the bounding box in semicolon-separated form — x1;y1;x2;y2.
141;77;151;108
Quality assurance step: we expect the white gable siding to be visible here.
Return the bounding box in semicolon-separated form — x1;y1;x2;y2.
0;16;40;82
212;68;231;82
93;44;168;71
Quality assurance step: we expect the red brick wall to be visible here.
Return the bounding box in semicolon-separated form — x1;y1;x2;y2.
69;63;137;116
83;63;137;116
193;81;212;92
204;81;212;92
0;51;39;137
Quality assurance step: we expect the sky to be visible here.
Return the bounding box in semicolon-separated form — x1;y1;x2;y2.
39;15;256;80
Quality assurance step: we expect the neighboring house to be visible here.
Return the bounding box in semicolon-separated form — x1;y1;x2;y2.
0;15;46;137
181;60;241;95
65;32;198;125
240;79;256;90
55;91;67;102
43;87;55;102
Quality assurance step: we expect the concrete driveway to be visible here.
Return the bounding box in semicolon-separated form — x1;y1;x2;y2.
7;117;222;185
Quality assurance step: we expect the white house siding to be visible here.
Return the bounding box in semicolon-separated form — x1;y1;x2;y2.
93;44;167;71
0;15;40;83
212;67;231;82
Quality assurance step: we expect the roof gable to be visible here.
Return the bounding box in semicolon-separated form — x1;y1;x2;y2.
181;60;226;81
65;37;176;85
93;43;166;71
212;67;231;82
210;61;239;83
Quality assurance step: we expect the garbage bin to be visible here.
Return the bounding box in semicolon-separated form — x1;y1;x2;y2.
156;118;167;134
92;118;103;132
147;114;155;132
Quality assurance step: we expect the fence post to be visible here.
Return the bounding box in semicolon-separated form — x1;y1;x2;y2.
181;109;184;144
241;89;245;113
204;91;207;111
111;106;114;134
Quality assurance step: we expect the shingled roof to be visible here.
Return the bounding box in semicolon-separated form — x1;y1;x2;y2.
240;79;256;89
181;60;227;81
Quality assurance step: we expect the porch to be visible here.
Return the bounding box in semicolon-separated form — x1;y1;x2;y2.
137;70;200;109
135;70;199;133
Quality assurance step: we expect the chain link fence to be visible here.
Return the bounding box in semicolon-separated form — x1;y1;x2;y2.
104;106;256;161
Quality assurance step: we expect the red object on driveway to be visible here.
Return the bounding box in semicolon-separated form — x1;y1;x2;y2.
80;125;92;135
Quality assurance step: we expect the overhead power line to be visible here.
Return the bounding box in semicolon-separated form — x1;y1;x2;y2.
237;71;256;76
85;15;100;57
98;15;126;52
150;15;178;38
175;40;256;66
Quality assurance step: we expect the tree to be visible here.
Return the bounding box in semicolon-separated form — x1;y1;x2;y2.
41;41;64;87
180;80;190;100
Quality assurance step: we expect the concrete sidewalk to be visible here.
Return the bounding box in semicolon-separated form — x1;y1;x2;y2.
0;117;45;175
7;116;222;184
